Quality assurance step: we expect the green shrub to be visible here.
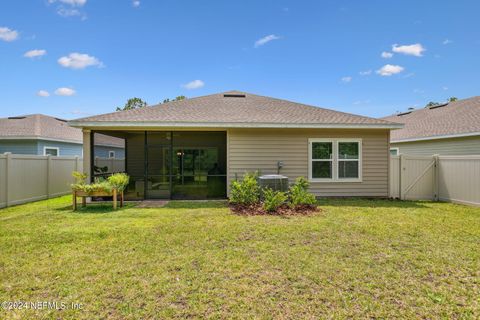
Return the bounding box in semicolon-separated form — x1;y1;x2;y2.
71;171;129;195
77;181;113;194
107;173;130;192
72;171;87;185
262;188;287;212
229;172;260;205
288;177;317;208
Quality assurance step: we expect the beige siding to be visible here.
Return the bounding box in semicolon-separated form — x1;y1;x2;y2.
228;128;390;197
391;135;480;156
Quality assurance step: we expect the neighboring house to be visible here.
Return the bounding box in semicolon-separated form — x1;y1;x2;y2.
382;96;480;156
0;114;125;158
69;91;402;200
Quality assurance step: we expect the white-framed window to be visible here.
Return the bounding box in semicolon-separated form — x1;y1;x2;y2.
44;146;59;156
308;138;362;182
108;151;115;158
390;148;399;156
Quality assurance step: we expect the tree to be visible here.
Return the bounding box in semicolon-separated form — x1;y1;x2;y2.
448;97;458;102
116;97;148;111
161;96;186;104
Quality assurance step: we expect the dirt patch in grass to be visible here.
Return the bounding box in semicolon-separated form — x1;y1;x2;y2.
229;203;319;216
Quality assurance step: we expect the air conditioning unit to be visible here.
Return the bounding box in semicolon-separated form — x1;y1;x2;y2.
258;174;289;192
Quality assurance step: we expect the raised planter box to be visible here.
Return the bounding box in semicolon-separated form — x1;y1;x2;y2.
72;189;124;211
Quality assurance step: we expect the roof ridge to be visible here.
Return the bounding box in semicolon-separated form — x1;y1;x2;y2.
382;96;480;119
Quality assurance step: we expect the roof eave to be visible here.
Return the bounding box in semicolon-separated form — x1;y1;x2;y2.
0;136;82;144
391;131;480;143
68;121;403;130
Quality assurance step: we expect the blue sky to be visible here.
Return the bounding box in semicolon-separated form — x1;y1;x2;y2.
1;0;479;119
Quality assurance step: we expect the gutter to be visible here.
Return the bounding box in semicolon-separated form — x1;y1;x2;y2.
391;131;480;143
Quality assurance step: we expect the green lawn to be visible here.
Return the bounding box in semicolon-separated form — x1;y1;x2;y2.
0;197;479;319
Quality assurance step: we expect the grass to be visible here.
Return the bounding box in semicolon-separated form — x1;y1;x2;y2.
0;197;479;319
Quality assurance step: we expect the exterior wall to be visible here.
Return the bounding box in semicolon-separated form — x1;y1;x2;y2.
227;128;390;197
0;140;38;155
391;135;480;156
37;140;83;156
0;139;124;158
93;145;125;158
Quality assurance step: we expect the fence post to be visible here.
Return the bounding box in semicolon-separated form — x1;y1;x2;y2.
46;155;51;199
74;156;79;172
433;154;439;201
5;152;11;207
399;154;404;200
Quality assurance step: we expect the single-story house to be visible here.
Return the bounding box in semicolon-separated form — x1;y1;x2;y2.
68;91;402;200
382;96;480;155
0;114;125;158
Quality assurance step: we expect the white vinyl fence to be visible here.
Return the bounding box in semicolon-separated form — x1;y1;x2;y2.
0;153;83;208
390;154;480;206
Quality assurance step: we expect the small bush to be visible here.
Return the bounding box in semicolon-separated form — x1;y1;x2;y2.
262;188;287;212
107;173;130;192
229;172;260;205
71;171;130;195
72;171;87;185
288;177;317;208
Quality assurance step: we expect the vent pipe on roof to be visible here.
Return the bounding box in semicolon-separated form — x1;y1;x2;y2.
223;93;246;98
428;102;449;109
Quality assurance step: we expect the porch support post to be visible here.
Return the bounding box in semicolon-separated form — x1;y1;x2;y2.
82;129;92;183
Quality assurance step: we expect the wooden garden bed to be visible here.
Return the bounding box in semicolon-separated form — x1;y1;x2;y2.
72;189;124;211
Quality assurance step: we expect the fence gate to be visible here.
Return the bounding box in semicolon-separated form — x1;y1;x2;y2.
390;155;438;201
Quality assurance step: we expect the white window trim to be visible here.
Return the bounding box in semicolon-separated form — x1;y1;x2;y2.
308;138;362;183
390;147;399;156
108;150;115;158
43;146;60;156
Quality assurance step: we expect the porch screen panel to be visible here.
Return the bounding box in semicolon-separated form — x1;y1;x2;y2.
125;132;145;200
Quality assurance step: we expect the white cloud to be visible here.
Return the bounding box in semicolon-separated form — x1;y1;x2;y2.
392;43;425;57
49;0;87;18
37;90;50;97
359;70;372;76
443;86;449;91
132;0;140;7
49;0;86;6
341;76;352;83
57;8;82;17
58;53;103;69
55;87;76;96
182;80;205;90
254;34;281;48
442;39;452;45
0;27;19;42
376;64;404;76
24;49;47;58
381;51;393;59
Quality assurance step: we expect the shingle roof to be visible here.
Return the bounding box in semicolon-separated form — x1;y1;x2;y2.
69;91;401;129
0;114;124;147
381;96;480;142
